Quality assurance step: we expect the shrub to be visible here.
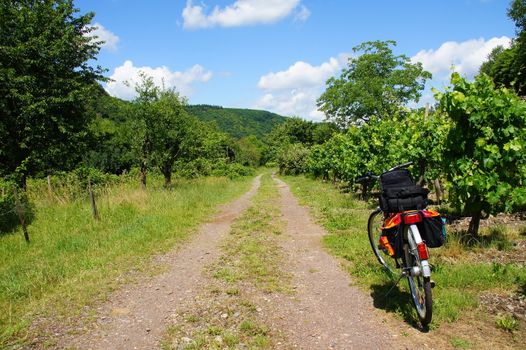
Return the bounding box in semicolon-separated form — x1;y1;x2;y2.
277;143;310;175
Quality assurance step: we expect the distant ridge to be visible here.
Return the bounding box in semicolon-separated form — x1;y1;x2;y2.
186;104;287;139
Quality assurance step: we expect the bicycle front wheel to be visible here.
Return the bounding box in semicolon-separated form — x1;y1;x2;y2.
403;228;433;327
367;209;398;276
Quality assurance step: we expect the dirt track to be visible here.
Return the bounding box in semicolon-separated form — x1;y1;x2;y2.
50;174;441;349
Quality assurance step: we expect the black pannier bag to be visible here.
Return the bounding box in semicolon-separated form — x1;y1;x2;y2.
379;169;429;213
418;214;446;248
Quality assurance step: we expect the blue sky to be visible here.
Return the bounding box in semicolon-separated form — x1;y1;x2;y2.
78;0;516;121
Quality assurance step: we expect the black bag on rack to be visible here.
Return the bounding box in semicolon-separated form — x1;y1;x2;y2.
379;169;429;213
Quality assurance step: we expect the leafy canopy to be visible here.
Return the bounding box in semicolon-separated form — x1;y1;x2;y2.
0;0;105;185
479;0;526;95
317;40;431;128
435;73;526;222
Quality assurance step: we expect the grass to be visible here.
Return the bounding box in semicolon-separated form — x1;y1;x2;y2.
282;175;526;335
214;173;290;293
451;337;472;349
495;314;520;332
0;174;253;348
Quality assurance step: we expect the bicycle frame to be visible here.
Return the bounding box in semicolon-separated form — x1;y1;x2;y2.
404;224;431;278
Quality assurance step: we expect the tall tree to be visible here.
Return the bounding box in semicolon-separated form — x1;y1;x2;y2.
131;74;195;187
131;74;160;188
153;89;191;187
317;40;431;128
479;0;526;95
0;0;105;187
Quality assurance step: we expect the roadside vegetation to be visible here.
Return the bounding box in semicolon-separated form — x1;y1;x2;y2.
0;174;253;348
283;175;526;348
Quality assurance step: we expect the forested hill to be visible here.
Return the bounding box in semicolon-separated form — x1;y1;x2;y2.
186;105;287;139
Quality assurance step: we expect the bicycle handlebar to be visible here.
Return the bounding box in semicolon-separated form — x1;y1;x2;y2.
388;161;413;172
355;172;378;183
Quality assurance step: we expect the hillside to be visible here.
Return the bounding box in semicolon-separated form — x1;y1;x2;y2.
186;105;287;139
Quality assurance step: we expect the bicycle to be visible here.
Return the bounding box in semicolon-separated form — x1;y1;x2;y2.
357;162;439;327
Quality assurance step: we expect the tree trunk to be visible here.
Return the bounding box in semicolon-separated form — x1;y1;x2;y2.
433;178;443;205
467;210;482;237
417;160;426;187
47;175;53;197
13;187;30;243
18;172;28;192
361;182;369;201
162;163;172;188
88;178;100;221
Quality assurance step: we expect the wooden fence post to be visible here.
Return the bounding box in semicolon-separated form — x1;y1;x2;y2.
13;187;30;243
88;178;100;221
47;175;53;197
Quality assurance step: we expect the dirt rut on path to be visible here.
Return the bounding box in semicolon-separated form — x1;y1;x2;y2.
56;176;261;350
268;177;429;349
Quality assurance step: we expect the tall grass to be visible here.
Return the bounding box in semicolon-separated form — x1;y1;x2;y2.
282;175;526;328
0;174;253;347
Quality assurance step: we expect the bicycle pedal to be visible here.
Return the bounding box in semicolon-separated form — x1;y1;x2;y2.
430;280;436;289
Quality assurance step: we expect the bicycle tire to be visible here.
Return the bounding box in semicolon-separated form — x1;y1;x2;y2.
367;209;398;276
403;228;433;327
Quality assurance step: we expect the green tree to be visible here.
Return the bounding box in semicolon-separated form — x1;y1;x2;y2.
131;74;159;188
312;122;339;144
436;73;526;236
394;110;450;184
270;117;316;145
131;74;195;187
152;89;191;187
317;40;431;128
277;143;311;175
85;89;135;174
265;117;335;164
479;0;526;95
479;45;507;77
235;136;263;167
0;0;104;187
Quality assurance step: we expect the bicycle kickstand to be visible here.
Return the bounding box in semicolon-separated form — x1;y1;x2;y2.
384;271;406;298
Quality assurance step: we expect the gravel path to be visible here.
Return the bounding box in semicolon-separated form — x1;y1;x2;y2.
265;177;430;349
53;174;442;349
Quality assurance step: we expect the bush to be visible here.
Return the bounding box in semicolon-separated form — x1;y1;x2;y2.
277;143;310;175
175;158;254;179
28;166;120;201
175;158;215;179
211;163;255;179
436;73;526;236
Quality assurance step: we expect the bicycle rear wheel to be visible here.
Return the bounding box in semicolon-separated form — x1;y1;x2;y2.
403;229;433;327
367;209;398;276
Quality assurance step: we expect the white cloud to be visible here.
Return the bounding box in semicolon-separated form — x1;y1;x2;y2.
258;56;346;90
411;36;512;81
294;5;311;22
105;60;213;100
87;23;119;52
182;0;306;29
255;54;349;121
